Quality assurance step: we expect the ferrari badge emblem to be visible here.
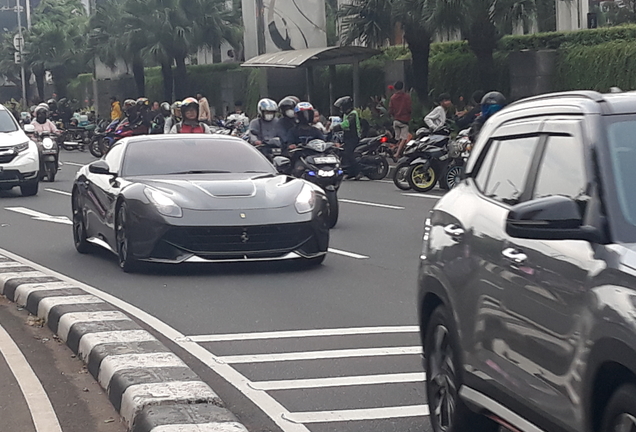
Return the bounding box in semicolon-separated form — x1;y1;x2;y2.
241;230;249;243
240;213;246;219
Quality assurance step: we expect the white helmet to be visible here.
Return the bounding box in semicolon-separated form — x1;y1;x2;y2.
257;98;278;121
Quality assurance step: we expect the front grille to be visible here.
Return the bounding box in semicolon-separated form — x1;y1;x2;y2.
160;223;314;255
0;152;17;163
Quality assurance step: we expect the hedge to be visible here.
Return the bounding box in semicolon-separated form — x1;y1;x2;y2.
499;24;636;51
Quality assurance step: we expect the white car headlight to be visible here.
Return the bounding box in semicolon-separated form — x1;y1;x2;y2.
318;169;334;177
14;141;29;153
42;138;54;150
144;187;182;218
295;183;315;214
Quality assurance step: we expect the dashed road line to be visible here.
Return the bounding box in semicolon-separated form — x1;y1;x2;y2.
249;372;426;390
188;325;419;342
339;199;404;210
218;346;422;364
328;248;369;259
283;405;430;423
44;188;72;197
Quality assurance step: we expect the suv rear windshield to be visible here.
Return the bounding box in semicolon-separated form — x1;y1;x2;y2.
0;110;18;133
606;118;636;232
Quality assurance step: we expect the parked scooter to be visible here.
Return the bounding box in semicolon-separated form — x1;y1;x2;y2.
343;134;390;180
62;114;95;152
89;118;119;157
439;128;472;190
25;125;59;182
393;127;450;191
404;127;452;193
289;139;344;228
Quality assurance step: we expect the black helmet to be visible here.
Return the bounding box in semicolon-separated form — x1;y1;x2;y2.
279;97;298;118
481;91;506;106
136;97;150;111
47;99;57;111
334;96;353;114
160;102;171;117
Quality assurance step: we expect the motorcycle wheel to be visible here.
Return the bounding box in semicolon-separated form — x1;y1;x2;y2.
45;162;56;182
89;138;103;157
444;165;464;190
407;163;437;193
392;161;411;191
365;156;389;180
325;190;339;229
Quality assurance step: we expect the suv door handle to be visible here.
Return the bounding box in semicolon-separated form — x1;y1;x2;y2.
444;224;464;240
502;247;527;264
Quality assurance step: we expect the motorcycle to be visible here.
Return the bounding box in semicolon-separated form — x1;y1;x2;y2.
405;128;452;193
255;137;284;162
344;134;390;180
393;127;451;191
439;129;472;190
89;118;119;157
289;139;344;228
26;129;59;183
61;114;95;152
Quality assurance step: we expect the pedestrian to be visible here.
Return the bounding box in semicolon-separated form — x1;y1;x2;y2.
9;101;20;123
424;93;452;131
110;96;122;121
196;93;211;125
151;101;160;114
389;81;412;157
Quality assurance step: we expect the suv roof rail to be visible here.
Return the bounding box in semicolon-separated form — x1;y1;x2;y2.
510;91;606;106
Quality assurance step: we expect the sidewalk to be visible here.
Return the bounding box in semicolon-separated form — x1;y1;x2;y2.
0;296;126;432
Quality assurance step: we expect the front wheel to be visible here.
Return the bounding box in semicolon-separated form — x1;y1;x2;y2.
365;156;389;180
72;192;92;254
425;306;499;432
89;138;103;157
444;164;464;190
325;190;339;229
116;202;139;273
44;162;56;182
392;161;411;190
407;163;437;193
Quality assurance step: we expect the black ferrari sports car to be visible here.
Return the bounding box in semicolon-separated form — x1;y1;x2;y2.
72;135;330;272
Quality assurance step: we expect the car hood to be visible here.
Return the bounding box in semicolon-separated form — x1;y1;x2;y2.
0;130;29;147
127;173;305;211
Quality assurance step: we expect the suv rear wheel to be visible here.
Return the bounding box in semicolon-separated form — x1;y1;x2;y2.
425;306;498;432
601;384;636;432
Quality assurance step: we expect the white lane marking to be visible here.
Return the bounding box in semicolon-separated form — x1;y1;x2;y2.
0;323;63;432
283;405;430;423
402;193;443;199
98;352;184;389
218;346;422;364
37;294;104;320
187;325;419;342
378;180;393;184
339;199;404;210
78;330;157;362
0;249;322;432
62;161;84;167
250;372;427;391
5;207;72;225
120;381;220;427
327;248;369;259
57;311;130;342
0;261;28;268
14;281;78;307
44;188;72;197
151;422;248;432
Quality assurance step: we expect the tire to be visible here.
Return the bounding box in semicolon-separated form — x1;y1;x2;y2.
20;180;38;197
72;192;92;254
407;163;437;193
365;156;389;180
444;165;464;190
89;138;103;157
392;161;411;190
325;190;339;229
601;384;636;432
116;202;139;273
425;306;499;432
45;162;56;182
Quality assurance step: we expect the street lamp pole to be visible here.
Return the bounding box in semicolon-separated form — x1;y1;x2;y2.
16;0;27;105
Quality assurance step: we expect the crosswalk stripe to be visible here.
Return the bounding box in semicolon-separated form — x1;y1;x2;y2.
187;326;419;342
249;372;426;390
283;405;430;423
218;346;422;364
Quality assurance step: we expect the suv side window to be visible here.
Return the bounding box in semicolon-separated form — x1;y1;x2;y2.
480;136;540;206
533;134;587;200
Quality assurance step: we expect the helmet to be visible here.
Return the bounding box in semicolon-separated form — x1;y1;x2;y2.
35;103;49;115
46;99;57;111
279;97;297;118
294;101;314;124
136;97;150;110
334;96;353;114
171;101;182;117
257;98;278;121
160;102;171;117
480;91;506;119
181;97;199;117
123;99;136;109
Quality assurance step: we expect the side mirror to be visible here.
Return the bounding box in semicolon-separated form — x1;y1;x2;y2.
272;156;291;174
23;124;35;134
88;160;114;176
506;195;603;242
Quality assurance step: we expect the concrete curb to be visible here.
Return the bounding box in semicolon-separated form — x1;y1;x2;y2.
0;257;248;432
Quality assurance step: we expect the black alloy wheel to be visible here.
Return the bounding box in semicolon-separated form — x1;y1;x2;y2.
116;203;138;273
444;165;464;190
89;137;103;157
392;161;411;190
72;192;91;254
424;306;498;432
366;156;389;180
601;384;636;432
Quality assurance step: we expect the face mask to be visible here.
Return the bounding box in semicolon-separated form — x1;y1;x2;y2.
285;109;295;118
264;113;275;121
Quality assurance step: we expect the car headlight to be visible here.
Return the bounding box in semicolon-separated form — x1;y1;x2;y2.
42;138;54;150
144;187;182;218
295;183;315;214
318;169;334;177
14;141;29;153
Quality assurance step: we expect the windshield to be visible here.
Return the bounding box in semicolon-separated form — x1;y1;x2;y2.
122;137;276;177
606;119;636;233
0;110;18;133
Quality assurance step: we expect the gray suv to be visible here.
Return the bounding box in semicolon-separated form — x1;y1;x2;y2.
418;91;636;432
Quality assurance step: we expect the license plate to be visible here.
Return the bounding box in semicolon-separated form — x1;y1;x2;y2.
314;156;338;164
271;148;282;155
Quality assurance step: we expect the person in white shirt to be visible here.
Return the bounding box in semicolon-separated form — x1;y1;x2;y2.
424;93;452;131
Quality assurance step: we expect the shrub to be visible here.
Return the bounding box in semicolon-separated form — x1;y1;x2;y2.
499;24;636;51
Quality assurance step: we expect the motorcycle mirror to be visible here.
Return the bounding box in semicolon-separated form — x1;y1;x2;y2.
23;124;35;134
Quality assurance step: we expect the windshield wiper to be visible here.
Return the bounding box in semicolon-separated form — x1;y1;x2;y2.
166;170;231;175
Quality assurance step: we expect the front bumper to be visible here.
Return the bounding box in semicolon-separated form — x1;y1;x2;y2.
0;145;39;188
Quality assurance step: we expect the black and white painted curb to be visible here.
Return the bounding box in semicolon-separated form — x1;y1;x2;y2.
0;257;248;432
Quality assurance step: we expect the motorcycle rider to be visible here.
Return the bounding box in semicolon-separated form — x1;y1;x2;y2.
424;93;452;131
170;97;212;134
290;102;325;144
46;99;60;123
135;97;154;132
469;91;506;141
122;99;137;124
226;101;250;134
248;98;280;145
333;96;361;177
31;104;60;135
278;96;298;147
164;101;182;134
150;102;171;134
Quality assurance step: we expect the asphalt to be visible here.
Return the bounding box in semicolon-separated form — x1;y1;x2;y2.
0;150;444;432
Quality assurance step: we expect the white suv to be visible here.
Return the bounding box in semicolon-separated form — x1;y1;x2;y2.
0;105;39;196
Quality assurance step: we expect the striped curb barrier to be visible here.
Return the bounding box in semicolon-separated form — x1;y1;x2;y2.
0;255;249;432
